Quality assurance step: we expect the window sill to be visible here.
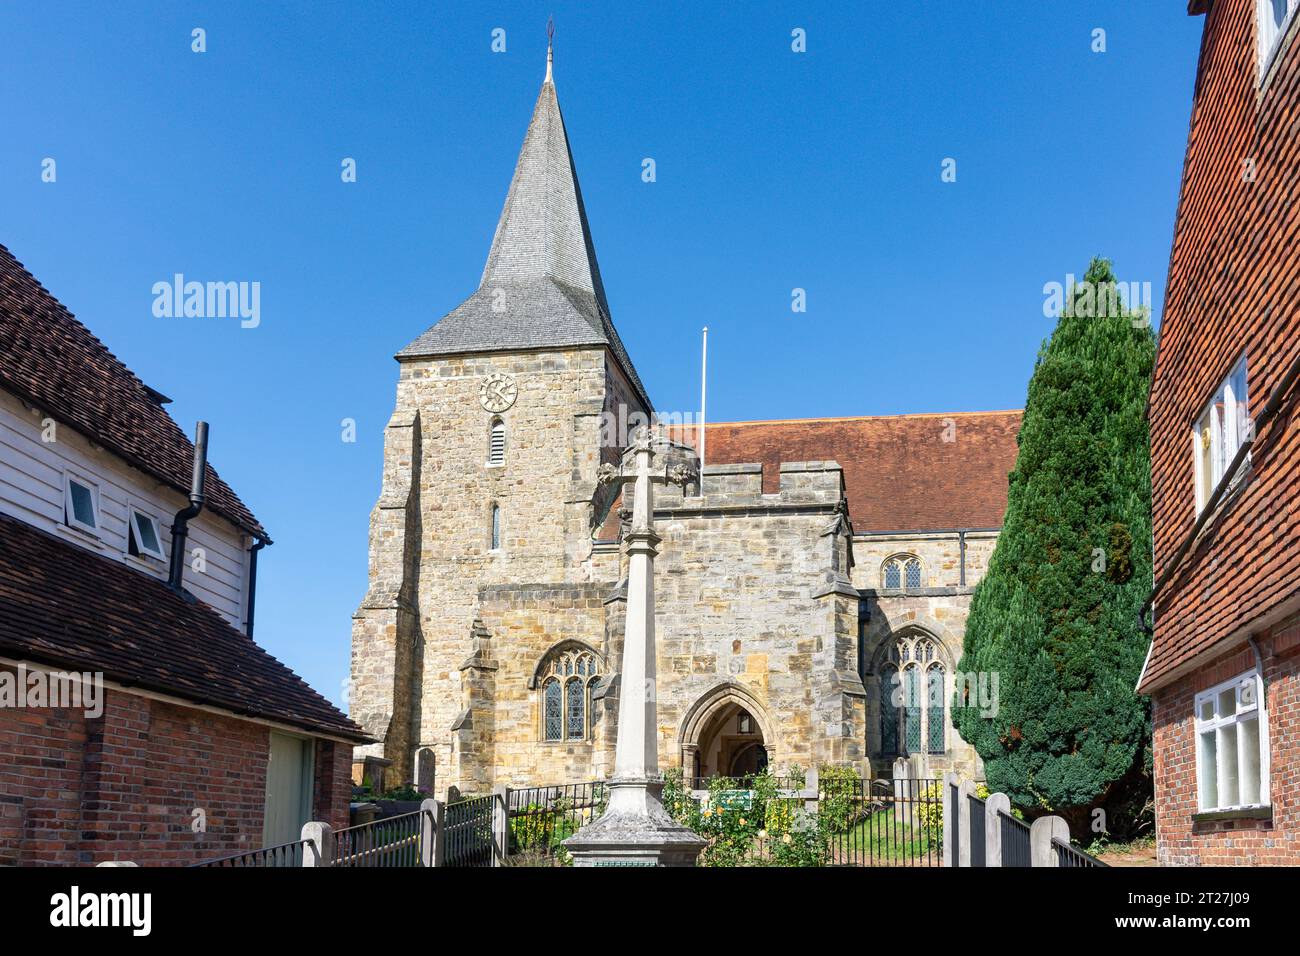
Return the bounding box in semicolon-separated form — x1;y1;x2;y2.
123;552;166;575
55;522;105;550
1192;806;1272;827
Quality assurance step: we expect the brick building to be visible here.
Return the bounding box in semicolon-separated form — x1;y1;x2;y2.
350;47;1021;796
0;243;369;865
1139;0;1300;865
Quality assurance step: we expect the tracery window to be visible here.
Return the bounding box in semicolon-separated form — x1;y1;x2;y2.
878;632;947;757
882;554;924;591
540;648;602;742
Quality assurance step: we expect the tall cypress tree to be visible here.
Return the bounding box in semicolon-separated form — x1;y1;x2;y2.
954;257;1155;835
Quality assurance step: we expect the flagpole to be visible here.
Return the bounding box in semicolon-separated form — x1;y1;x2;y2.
699;326;708;482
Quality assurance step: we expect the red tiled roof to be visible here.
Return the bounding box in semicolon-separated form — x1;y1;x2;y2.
667;411;1021;532
0;512;367;741
0;243;265;538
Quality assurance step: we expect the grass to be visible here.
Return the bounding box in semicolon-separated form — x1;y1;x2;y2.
829;806;938;864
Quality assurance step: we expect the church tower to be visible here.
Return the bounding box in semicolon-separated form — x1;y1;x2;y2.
350;41;650;791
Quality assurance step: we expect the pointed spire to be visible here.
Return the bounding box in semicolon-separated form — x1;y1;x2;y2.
545;16;555;84
398;28;652;412
477;30;609;315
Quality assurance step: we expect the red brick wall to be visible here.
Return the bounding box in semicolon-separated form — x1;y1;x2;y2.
1152;617;1300;865
0;672;353;865
1146;0;1300;688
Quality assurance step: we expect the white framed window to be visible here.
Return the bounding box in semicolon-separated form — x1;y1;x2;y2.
1192;358;1249;514
1195;670;1269;812
1259;0;1299;76
487;418;506;466
63;472;100;535
128;506;166;561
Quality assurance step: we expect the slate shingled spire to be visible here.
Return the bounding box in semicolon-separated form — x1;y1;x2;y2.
399;37;651;410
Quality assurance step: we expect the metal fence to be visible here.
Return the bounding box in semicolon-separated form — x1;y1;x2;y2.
1052;837;1108;868
821;778;942;867
444;795;495;868
1000;810;1032;867
688;775;805;792
507;782;604;864
333;808;428;867
967;793;986;867
189;839;307;868
948;781;960;865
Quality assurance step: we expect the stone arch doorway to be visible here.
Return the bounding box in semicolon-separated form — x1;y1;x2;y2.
678;683;776;784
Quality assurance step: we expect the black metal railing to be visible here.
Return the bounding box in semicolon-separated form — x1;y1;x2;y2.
190;839;308;868
333;808;428;867
507;781;604;864
967;793;986;867
688;775;804;792
444;795;495;867
1053;836;1108;868
821;778;942;867
949;781;960;866
999;810;1032;867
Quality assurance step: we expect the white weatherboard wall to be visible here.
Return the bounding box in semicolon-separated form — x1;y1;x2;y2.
0;387;252;627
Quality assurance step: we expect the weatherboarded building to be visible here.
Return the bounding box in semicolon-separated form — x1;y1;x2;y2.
0;243;368;865
350;51;1020;797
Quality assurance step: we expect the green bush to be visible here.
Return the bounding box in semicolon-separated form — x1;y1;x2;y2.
954;257;1155;837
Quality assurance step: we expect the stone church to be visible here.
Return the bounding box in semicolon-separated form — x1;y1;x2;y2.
350;48;1021;797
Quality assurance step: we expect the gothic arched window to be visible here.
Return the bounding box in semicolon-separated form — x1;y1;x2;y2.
878;632;948;757
490;504;501;551
880;665;900;755
538;647;602;742
488;418;506;466
927;664;946;755
543;678;562;741
882;554;924;591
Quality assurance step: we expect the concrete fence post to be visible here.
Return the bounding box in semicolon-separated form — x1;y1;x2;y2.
984;792;1010;868
492;784;509;867
940;771;958;867
421;798;443;868
956;779;977;867
1030;814;1069;867
301;821;333;868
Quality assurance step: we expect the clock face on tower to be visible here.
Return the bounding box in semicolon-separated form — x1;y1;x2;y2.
479;373;518;413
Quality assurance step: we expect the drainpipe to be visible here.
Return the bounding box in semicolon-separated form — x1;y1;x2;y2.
958;530;967;587
244;536;269;637
167;421;208;596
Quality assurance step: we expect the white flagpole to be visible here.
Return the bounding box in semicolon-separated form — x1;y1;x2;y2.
699;326;708;480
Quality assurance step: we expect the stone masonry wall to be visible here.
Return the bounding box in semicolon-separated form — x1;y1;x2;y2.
650;460;866;777
475;583;615;787
849;531;996;780
352;346;634;796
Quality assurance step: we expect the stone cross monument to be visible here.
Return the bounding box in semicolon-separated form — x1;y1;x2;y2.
564;428;707;866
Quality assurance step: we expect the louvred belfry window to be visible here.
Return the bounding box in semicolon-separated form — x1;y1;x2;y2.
488;419;506;466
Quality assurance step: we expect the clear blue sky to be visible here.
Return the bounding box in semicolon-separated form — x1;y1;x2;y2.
0;2;1204;707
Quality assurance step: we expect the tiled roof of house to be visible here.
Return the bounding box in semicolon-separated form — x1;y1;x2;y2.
398;67;651;411
662;411;1022;533
0;242;266;538
0;512;368;741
